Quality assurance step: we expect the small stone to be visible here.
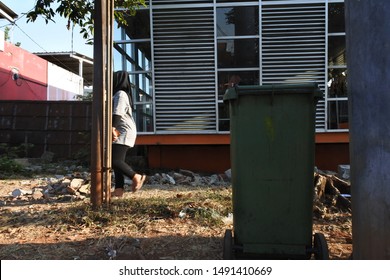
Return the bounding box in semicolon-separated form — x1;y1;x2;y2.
54;175;65;180
70;178;84;189
11;189;24;197
179;169;195;178
162;173;175;185
59;195;75;202
338;164;350;180
224;169;232;179
61;178;71;187
209;174;219;185
43;189;52;199
32;190;44;200
78;184;90;194
66;186;77;195
222;213;233;225
171;172;183;179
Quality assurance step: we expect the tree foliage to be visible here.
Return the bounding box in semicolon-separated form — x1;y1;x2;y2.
4;27;21;46
26;0;146;42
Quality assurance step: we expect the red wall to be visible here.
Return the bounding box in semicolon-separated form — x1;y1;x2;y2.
0;42;47;100
148;145;232;174
147;143;349;174
140;133;350;173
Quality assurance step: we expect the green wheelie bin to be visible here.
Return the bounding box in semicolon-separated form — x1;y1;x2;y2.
223;83;328;259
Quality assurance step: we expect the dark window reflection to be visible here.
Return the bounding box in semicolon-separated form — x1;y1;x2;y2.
218;103;230;132
121;42;152;68
218;71;259;99
328;68;347;97
217;6;259;36
328;3;345;33
135;104;154;132
218;39;259;68
328;36;346;66
130;73;153;101
121;10;150;39
217;70;259;131
327;100;349;129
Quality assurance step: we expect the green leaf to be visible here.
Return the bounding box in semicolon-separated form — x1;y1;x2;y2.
26;0;146;41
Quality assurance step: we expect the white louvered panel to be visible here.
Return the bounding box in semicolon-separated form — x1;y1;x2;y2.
153;6;216;132
262;3;326;130
152;0;212;6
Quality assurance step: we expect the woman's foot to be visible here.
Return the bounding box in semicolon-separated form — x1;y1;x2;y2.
112;188;124;197
132;174;146;193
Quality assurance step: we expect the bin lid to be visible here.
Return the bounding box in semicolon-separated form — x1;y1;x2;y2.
223;83;323;101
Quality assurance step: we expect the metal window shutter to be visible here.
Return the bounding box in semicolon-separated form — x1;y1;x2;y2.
262;3;326;131
152;4;216;132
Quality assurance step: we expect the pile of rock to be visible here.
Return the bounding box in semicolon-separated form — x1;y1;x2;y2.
2;162;351;214
144;169;231;188
2;172;91;205
2;168;232;204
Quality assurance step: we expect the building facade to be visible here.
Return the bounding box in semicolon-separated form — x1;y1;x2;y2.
0;42;84;101
113;0;348;172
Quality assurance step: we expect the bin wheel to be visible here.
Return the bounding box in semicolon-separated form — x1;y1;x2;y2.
223;229;234;259
313;233;329;260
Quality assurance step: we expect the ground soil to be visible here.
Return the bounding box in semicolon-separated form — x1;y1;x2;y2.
0;176;352;260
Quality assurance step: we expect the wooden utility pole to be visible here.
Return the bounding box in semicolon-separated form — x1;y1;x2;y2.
91;0;114;208
345;0;390;259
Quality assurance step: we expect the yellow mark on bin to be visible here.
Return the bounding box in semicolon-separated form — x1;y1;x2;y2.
265;116;275;141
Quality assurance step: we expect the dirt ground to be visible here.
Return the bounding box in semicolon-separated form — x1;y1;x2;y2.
0;176;352;260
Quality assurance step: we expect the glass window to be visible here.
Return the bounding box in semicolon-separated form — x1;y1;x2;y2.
126;42;153;133
218;71;259;99
328;3;345;33
217;6;259;36
120;41;151;82
328;68;347;97
113;8;153;133
327;100;348;130
134;103;154;132
121;10;150;39
327;2;347;131
113;47;124;71
129;73;153;100
113;20;123;40
217;70;259;131
217;38;259;68
328;35;346;66
125;42;152;71
218;102;230;132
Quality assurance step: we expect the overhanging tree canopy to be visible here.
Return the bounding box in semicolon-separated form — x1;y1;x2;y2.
26;0;146;42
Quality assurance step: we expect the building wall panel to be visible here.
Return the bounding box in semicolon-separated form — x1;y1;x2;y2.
0;42;47;100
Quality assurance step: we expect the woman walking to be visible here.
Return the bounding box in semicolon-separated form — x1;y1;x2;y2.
111;71;146;197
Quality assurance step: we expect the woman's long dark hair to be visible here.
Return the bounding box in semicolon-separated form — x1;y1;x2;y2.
113;71;133;109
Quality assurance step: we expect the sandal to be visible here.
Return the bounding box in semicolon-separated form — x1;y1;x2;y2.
132;174;146;193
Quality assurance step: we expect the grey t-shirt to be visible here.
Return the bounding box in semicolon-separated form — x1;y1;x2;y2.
113;90;137;147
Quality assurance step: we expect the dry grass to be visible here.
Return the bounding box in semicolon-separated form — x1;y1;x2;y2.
0;185;233;260
0;182;352;260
